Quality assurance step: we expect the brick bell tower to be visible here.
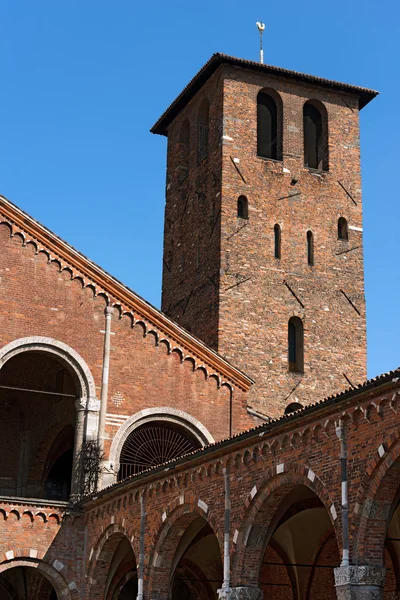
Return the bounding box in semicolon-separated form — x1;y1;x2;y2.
151;53;377;418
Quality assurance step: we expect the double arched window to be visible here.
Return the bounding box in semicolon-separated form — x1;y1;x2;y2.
288;317;304;373
303;101;329;171
197;99;209;163
257;90;282;161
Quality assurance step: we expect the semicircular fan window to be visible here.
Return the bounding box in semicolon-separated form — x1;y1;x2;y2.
118;421;201;481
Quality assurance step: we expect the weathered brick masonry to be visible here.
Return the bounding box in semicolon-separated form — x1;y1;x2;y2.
2;371;399;598
157;54;377;416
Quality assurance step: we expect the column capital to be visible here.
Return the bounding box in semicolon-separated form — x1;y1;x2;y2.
105;306;114;317
334;566;386;588
218;587;263;600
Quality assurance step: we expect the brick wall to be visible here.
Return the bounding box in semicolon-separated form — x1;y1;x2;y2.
161;62;368;417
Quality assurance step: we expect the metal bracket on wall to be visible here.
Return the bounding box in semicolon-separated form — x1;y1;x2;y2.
277;192;302;201
229;156;247;184
335;246;360;256
338;181;357;206
224;277;251;292
340;289;361;315
227;222;249;240
284;281;305;309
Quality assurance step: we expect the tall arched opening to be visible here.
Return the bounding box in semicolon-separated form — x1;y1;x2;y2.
236;480;339;599
0;566;58;600
89;531;137;600
149;509;223;600
0;337;98;500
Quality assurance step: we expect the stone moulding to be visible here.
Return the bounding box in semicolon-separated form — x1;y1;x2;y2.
334;566;386;587
0;198;253;392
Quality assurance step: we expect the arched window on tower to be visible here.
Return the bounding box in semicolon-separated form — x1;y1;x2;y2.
274;224;281;259
257;91;281;160
338;217;348;240
177;119;190;184
285;402;304;415
288;317;304;373
307;230;314;266
197;99;209;163
237;195;248;219
303;101;328;171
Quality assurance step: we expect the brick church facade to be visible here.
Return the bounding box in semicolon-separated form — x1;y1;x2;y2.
1;53;398;600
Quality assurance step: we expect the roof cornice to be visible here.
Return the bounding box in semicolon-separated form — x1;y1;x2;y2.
151;53;379;136
0;195;253;391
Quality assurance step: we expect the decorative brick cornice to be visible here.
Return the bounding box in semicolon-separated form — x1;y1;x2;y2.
0;195;252;391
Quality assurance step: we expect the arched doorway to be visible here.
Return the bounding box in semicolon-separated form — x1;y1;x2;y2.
0;351;78;500
0;337;98;500
149;510;223;600
89;531;137;600
170;516;222;599
237;481;339;599
0;566;57;600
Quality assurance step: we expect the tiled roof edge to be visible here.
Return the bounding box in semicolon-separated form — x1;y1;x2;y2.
151;53;379;136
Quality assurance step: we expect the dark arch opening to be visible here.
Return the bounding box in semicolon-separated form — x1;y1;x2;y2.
274;224;281;259
257;91;281;160
288;317;304;373
0;351;78;500
338;217;348;240
0;566;58;600
46;448;73;500
237;195;248;219
118;421;202;481
197;99;209;164
285;402;304;415
307;230;314;266
303;101;328;171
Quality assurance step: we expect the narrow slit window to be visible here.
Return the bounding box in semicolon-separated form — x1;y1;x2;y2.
307;230;314;266
257;92;278;160
274;224;281;259
197;99;209;164
288;317;304;373
303;101;328;170
177;120;190;184
237;196;248;219
338;217;348;240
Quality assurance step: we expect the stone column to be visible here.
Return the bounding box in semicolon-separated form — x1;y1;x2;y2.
334;566;386;600
228;587;263;600
70;396;100;499
70;397;86;499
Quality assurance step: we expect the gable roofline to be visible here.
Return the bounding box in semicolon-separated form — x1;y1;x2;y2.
0;195;253;391
151;53;379;136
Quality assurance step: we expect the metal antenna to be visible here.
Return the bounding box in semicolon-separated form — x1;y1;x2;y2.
256;21;266;64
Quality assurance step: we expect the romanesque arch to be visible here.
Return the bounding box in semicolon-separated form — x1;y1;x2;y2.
148;501;223;600
0;558;73;600
0;337;98;499
232;467;339;599
87;525;137;600
107;407;214;484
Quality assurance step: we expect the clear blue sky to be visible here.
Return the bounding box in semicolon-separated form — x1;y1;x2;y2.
0;1;397;379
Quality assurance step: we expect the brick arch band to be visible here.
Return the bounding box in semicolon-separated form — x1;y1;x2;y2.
0;557;75;599
107;407;215;480
0;337;97;407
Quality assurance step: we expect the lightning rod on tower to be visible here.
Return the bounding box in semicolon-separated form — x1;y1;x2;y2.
256;21;265;64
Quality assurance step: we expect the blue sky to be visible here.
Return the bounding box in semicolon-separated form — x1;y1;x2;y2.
0;0;397;379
